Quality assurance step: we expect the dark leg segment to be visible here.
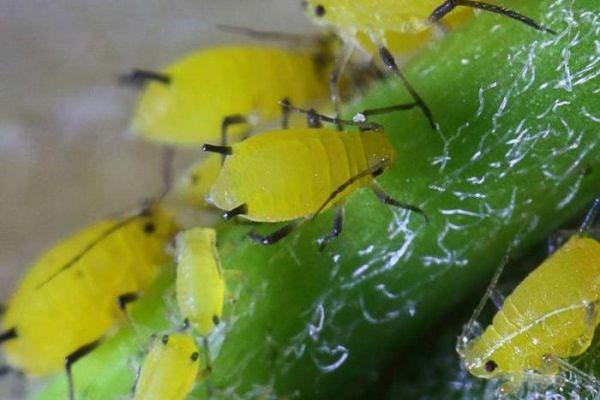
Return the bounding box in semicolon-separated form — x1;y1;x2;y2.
0;327;17;344
65;339;101;400
118;69;171;87
220;115;247;164
159;146;175;199
202;144;233;156
329;44;354;118
579;198;600;235
223;204;248;220
280;98;291;129
317;206;344;251
118;292;139;313
428;0;556;34
249;222;298;245
370;182;429;223
378;46;435;130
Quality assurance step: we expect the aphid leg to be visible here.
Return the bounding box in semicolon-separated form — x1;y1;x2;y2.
329;43;354;120
428;0;556;34
0;327;17;343
223;204;248;220
370;182;429;223
279;102;383;132
279;98;292;129
202;144;233;156
202;337;213;376
489;289;505;310
377;46;436;130
456;254;511;355
65;339;101;400
220;115;248;164
117;292;140;333
159;146;175;199
249;222;299;245
579;198;600;236
353;102;420;124
317;205;344;251
544;354;600;388
118;69;171;88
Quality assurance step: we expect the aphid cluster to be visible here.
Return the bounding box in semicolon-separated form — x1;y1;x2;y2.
2;1;580;399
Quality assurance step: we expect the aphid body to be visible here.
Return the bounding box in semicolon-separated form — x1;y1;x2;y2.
1;206;178;376
175;228;224;336
129;45;331;146
208;127;394;222
460;235;600;387
133;333;200;400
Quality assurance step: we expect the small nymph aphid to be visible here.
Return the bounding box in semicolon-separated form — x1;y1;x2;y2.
203;104;428;248
458;198;600;392
132;333;200;400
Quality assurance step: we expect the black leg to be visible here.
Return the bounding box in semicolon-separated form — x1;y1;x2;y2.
317;206;344;251
223;204;248;220
202;144;233;156
118;69;171;88
0;327;17;344
65;339;101;400
370;183;429;223
378;46;436;130
249;222;298;245
280;98;291;129
354;103;419;123
278;102;382;132
428;0;556;34
219;115;247;164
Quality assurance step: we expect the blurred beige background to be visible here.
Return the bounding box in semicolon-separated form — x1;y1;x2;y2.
0;0;313;301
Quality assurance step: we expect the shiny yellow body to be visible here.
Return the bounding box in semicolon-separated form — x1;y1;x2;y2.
130;45;331;146
1;207;178;375
208;128;394;222
462;236;600;384
133;333;200;400
175;228;224;336
175;153;222;208
305;0;472;53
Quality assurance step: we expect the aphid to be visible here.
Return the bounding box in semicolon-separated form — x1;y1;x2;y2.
302;0;555;128
0;205;179;399
122;41;334;146
203;105;428;248
457;198;600;392
175;228;224;337
133;333;200;400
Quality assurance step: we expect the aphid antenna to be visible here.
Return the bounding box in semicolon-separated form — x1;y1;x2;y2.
457;253;511;354
578;198;600;236
216;24;324;48
278;101;382;132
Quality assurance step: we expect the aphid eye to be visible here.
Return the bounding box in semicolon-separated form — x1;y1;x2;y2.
212;315;220;326
190;352;199;362
484;360;498;372
314;4;325;17
143;222;156;234
161;335;169;345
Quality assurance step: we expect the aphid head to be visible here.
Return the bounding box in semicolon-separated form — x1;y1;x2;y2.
459;334;512;380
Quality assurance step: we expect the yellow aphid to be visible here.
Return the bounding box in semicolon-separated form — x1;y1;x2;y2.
127;44;332;146
304;0;553;38
174;153;222;208
133;333;200;400
204;107;426;247
303;0;553;129
0;206;178;377
175;228;224;336
458;198;600;391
